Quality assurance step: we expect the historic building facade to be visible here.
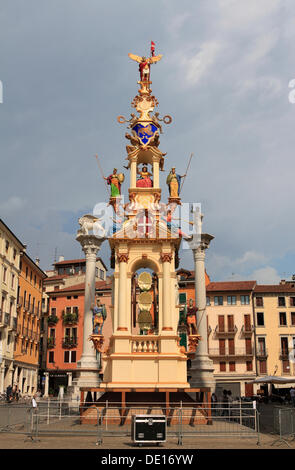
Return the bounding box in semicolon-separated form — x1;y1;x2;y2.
14;252;46;395
206;281;257;398
253;282;295;388
44;279;112;396
0;219;24;393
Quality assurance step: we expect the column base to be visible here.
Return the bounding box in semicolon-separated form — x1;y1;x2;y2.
188;355;216;390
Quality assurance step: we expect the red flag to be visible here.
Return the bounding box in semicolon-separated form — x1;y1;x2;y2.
151;41;155;57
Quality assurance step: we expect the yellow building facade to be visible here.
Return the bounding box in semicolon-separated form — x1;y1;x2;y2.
253;283;295;391
206;281;257;398
0;219;24;393
14;252;46;395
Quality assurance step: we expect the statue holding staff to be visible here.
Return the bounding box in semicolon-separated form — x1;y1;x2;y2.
166;167;186;198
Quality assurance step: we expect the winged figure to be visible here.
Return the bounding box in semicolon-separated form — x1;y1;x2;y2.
128;53;163;82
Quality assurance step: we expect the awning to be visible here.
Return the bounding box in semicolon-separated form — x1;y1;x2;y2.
250;375;295;384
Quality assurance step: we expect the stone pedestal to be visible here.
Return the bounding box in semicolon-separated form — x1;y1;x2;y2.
187;233;216;391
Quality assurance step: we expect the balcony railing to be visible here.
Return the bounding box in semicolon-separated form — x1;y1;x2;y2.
62;336;78;349
62;311;79;325
241;324;254;335
209;347;253;357
256;349;268;358
48;314;59;326
214;325;238;335
279;349;290;359
47;337;56;348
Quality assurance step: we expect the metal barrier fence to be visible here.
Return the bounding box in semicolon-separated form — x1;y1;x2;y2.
0;400;260;445
272;406;295;447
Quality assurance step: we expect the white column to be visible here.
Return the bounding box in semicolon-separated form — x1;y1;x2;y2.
76;234;105;369
194;248;208;356
67;371;72;387
161;253;172;331
153;159;160;188
117;254;128;331
130;159;137;188
188;233;215;390
44;372;49;397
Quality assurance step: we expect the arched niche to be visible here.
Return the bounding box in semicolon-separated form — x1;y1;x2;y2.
130;258;160;335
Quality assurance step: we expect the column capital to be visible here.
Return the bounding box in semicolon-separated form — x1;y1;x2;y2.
117;253;129;263
76;234;105;257
160;252;173;263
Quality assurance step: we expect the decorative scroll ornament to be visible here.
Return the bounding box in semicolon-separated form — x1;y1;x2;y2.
89;334;105;353
187;334;202;357
160;252;173;263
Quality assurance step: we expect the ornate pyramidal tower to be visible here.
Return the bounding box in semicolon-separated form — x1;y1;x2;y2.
101;49;190;390
76;47;214;408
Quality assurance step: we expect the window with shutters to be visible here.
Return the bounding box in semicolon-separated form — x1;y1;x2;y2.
220;362;226;372
259;360;267;374
229;362;236;372
218;315;225;332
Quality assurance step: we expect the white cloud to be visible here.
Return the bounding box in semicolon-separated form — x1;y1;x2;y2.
236;251;268;266
182;41;223;86
249;266;281;284
0;196;26;214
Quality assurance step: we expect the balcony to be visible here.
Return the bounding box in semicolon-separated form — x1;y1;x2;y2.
209;347;253;358
279;349;290;359
48;314;59;326
47;337;56;349
12;317;17;330
214;325;238;336
62;336;78;349
4;312;11;326
22;326;28;337
241;324;254;336
62;310;79;325
256;348;268;358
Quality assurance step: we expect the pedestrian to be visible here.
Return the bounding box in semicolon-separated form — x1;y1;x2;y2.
211;393;218;416
290;387;295;407
222;389;228;417
31;394;38;410
227;390;233;420
6;385;12;403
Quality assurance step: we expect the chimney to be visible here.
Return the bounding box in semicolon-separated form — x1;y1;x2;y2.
280;279;286;285
58;255;64;262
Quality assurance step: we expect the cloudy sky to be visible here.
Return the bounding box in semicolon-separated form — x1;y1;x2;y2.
1;0;295;283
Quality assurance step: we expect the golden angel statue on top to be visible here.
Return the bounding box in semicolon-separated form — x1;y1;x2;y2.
128;53;163;82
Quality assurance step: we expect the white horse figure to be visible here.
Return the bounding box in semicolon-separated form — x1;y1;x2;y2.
78;215;105;238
